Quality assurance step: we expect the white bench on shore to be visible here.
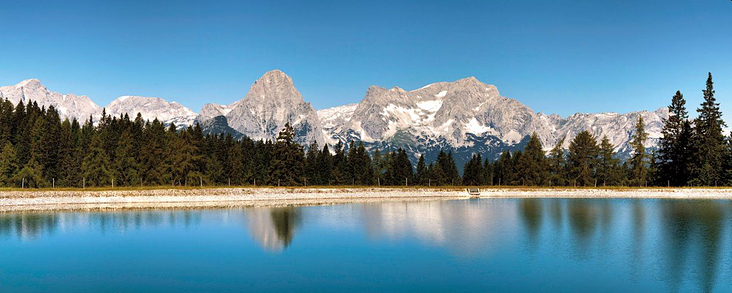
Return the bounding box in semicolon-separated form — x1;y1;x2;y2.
467;188;480;197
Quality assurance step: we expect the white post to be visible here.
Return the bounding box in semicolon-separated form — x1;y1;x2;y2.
22;178;24;189
52;178;55;188
83;177;85;188
200;177;203;187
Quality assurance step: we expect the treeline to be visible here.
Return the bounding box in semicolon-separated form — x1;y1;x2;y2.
0;72;727;188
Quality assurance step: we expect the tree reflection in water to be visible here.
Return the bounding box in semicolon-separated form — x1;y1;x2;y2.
519;199;543;245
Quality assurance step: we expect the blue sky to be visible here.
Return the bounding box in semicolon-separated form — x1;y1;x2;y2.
0;0;730;117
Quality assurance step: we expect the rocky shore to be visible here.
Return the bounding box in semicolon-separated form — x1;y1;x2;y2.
1;187;731;212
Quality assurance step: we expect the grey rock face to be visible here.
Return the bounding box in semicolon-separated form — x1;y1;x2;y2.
319;76;668;163
196;70;325;145
0;79;100;120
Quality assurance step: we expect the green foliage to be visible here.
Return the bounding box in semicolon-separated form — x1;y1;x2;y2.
567;131;598;186
0;142;19;185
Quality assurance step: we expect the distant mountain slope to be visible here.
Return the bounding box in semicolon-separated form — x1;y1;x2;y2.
0;79;100;120
105;95;197;127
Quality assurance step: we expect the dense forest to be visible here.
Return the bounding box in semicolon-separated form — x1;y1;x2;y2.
0;72;728;188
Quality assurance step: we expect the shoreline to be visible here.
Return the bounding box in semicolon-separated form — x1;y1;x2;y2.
2;187;732;212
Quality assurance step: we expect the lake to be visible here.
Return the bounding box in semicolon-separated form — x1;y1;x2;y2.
1;198;731;292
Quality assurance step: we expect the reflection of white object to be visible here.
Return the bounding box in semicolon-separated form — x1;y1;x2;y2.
246;208;286;252
359;200;519;257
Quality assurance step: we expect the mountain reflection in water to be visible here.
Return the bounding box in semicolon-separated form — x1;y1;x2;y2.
1;199;731;292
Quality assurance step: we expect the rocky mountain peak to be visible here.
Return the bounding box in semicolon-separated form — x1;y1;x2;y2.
195;70;325;145
16;78;44;89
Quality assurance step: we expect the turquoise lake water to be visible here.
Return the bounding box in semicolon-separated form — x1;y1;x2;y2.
1;199;732;292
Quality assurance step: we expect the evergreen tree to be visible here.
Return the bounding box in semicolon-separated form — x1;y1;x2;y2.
113;129;140;186
548;136;567;186
658;91;692;186
81;135;113;187
304;142;319;185
317;145;333;185
270;123;304;186
630;116;649;186
691;72;726;186
494;150;513;186
462;154;484;186
518;133;548;185
0;142;19;185
437;150;460;185
12;157;46;188
567;131;598;186
415;154;428;185
597;136;620;186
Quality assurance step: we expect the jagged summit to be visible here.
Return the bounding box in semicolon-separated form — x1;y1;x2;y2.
196;70;324;145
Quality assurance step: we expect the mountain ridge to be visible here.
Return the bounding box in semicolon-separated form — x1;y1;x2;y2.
0;71;668;165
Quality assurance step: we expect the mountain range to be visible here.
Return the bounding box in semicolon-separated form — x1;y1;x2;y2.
0;70;668;167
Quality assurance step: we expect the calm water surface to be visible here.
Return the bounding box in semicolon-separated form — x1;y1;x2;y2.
2;199;732;292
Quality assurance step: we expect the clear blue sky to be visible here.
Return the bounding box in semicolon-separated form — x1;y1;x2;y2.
0;0;730;117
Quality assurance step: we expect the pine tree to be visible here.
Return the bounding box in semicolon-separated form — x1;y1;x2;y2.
304;142;320;185
114;129;140;186
548;136;567;186
81;135;113;187
691;72;726;186
630;116;649;186
495;150;513;186
317;145;333;185
437;150;460;185
415;154;428;185
12;157;46;188
0;142;19;186
462;154;484;186
519;133;548;185
567;131;598;186
270;123;304;186
658;91;692;186
597;136;620;186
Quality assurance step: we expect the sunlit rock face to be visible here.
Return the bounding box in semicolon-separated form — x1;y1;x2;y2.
197;70;325;146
